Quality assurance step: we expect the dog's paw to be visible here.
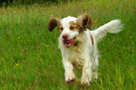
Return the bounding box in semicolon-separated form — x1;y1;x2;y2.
80;77;90;88
93;72;98;80
65;72;75;84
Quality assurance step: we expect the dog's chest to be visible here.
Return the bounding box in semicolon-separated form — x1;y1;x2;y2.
63;46;87;65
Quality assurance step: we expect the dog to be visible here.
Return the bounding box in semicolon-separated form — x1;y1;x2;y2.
47;14;123;87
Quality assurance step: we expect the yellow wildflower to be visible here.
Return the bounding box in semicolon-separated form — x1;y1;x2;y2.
4;35;6;37
40;7;42;10
130;36;132;38
10;25;13;28
16;64;19;66
78;67;82;70
18;37;20;39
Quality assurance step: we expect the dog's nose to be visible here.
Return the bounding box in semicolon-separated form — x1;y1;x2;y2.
62;34;69;39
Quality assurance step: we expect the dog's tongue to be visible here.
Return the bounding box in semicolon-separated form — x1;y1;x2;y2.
64;40;74;48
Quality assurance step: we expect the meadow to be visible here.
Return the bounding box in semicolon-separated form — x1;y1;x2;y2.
0;0;136;89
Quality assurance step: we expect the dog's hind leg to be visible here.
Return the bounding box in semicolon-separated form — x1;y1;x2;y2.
92;56;99;80
80;59;92;87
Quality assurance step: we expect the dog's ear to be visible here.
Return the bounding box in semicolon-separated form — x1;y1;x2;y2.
76;14;92;30
48;18;60;32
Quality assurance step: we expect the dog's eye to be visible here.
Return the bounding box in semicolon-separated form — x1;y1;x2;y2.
70;26;75;30
60;27;63;31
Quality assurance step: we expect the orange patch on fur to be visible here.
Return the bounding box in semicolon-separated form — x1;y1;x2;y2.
48;18;61;32
90;34;94;45
69;21;84;33
76;14;92;29
59;26;63;33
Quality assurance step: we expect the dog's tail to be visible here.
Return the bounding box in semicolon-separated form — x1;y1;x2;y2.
93;19;123;43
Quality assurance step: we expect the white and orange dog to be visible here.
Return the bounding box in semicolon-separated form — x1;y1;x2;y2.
48;14;123;87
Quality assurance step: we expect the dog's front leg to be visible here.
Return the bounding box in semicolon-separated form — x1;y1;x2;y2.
63;60;75;84
80;60;92;87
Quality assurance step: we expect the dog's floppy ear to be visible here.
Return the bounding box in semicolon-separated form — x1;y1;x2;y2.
76;14;92;30
48;18;60;32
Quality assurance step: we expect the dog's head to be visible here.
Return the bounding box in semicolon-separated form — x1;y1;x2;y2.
48;14;92;48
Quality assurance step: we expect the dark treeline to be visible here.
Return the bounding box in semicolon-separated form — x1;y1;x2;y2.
0;0;77;5
0;0;13;4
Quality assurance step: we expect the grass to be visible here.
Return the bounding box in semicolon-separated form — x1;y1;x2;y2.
0;0;136;89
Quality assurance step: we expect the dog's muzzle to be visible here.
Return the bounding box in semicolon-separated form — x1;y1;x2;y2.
63;37;76;48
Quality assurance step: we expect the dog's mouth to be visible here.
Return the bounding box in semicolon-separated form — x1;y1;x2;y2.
63;37;76;48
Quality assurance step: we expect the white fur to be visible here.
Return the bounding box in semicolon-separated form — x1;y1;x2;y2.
58;17;123;86
60;16;78;41
93;19;123;42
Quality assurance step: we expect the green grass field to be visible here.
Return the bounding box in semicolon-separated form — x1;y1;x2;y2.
0;0;136;89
